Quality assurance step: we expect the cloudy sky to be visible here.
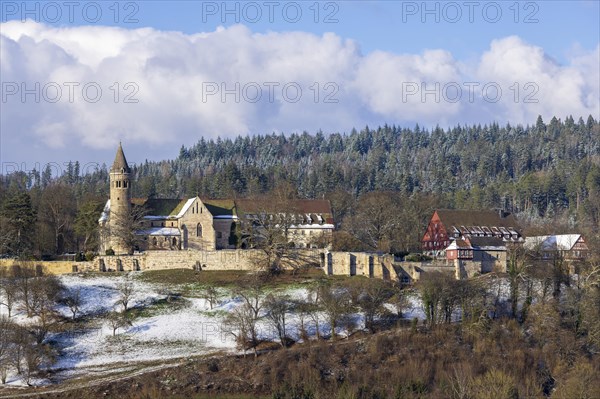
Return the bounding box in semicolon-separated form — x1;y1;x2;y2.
1;1;599;170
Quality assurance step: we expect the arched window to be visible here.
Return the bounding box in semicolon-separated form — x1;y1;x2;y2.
172;237;177;247
196;223;202;237
152;237;157;246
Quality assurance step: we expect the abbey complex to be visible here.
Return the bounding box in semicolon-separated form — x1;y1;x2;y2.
99;144;334;255
86;144;590;279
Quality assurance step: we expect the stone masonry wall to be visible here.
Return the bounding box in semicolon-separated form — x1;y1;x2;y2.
90;249;323;273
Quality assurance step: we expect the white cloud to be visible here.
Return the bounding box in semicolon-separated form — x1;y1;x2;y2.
0;21;598;161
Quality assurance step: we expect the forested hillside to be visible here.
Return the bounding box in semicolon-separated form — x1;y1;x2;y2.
1;115;599;257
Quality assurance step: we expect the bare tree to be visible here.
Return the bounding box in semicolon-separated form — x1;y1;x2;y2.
237;188;311;274
223;303;261;358
389;284;410;320
9;324;29;375
506;244;529;320
352;279;394;333
292;298;312;342
264;294;292;347
233;275;265;321
0;272;18;318
200;286;219;310
29;275;65;344
343;192;402;253
223;275;266;357
60;287;82;320
22;343;49;386
13;263;37;317
107;204;148;254
306;281;325;339
0;316;13;382
115;278;135;312
418;272;461;327
106;311;132;337
318;282;354;340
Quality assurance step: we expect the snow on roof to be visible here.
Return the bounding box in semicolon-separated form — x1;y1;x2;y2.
136;227;181;236
290;223;335;230
175;198;196;219
525;234;582;251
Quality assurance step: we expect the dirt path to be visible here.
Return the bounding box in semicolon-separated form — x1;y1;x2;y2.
0;358;187;398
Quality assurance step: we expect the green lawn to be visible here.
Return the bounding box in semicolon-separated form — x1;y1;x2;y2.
135;267;331;289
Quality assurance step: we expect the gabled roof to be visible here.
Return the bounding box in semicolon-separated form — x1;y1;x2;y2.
132;198;188;217
446;239;472;250
468;236;506;250
201;198;236;217
111;143;130;173
435;209;520;231
235;199;332;215
235;198;334;224
525;234;583;251
102;196;334;224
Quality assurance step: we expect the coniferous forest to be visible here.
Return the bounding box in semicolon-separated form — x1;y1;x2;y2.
1;115;599;258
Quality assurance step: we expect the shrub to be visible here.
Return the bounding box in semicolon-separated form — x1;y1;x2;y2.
207;358;220;372
405;253;432;262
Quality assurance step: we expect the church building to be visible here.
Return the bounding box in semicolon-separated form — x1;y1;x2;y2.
99;144;334;255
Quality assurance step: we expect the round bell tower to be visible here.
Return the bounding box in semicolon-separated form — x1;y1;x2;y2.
109;142;132;253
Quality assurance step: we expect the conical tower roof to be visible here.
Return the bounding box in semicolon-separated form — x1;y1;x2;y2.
111;142;130;173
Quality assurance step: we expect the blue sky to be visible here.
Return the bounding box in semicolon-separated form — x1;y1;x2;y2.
1;1;599;168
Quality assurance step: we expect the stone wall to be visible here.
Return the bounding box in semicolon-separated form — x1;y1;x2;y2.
0;259;93;275
0;249;502;281
325;251;378;277
90;248;323;273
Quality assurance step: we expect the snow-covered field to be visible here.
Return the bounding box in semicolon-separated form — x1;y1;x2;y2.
1;273;426;387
